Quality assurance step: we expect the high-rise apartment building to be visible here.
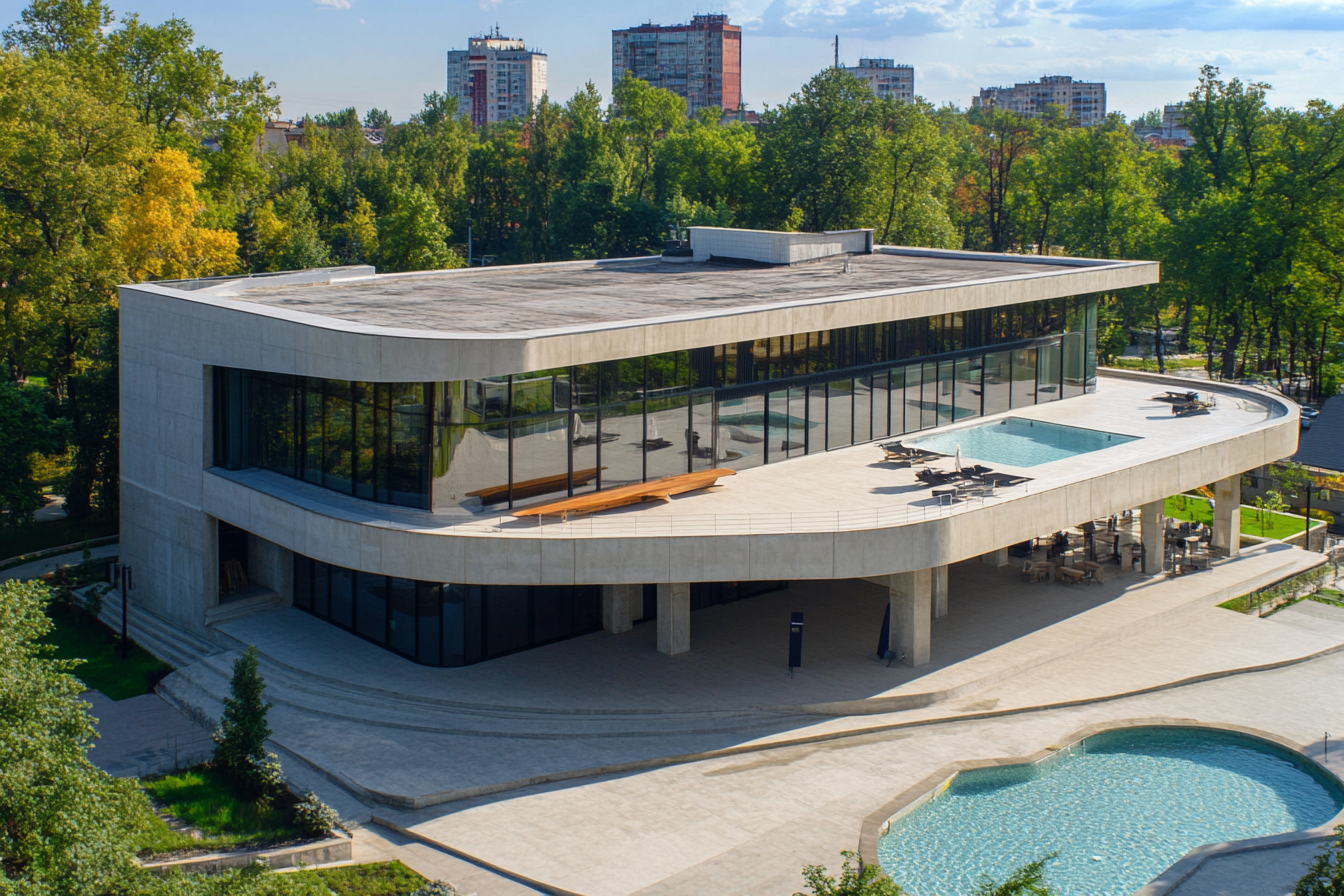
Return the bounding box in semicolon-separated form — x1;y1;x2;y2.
446;29;547;128
841;59;914;102
612;14;741;115
973;75;1106;126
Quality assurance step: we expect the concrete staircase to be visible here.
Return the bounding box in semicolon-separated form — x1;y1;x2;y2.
89;588;223;670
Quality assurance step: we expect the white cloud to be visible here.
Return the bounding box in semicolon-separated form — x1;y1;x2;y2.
990;34;1038;46
314;0;351;9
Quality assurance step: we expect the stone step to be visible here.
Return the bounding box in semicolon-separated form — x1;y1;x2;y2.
161;645;810;740
88;590;222;670
205;590;284;626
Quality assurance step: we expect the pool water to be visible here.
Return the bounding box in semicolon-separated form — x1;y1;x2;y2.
905;417;1138;467
877;727;1342;896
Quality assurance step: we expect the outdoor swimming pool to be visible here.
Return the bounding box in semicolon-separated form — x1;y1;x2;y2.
905;417;1138;467
877;726;1342;896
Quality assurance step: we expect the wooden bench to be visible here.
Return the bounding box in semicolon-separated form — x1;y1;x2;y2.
513;469;737;520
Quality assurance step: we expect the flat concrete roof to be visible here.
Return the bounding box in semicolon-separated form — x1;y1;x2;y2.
196;248;1156;337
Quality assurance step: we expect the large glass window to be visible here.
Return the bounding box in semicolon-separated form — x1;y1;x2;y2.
293;553;602;667
213;296;1101;511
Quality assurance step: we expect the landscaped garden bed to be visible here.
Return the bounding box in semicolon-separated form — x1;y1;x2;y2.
40;599;171;700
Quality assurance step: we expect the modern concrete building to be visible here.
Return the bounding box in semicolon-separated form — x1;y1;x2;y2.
446;28;547;128
974;74;1107;126
119;227;1299;676
612;14;741;115
842;59;914;103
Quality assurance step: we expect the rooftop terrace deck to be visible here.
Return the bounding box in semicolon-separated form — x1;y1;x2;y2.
207;249;1150;336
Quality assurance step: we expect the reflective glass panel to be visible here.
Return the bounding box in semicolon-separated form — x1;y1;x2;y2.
532;585;575;645
303;379;322;484
600;399;646;487
720;393;765;471
889;367;907;436
312;561;329;617
293;555;312;610
921;362;938;429
645;394;689;480
415;582;441;665
510;413;569;505
904;364;922;433
355;571;386;645
984;350;1012;416
388;577;416;657
571;410;599;495
433;421;510;510
806;385;828;454
353;382;375;500
953;356;982;420
323;381;353;493
854;375;874;444
1012;348;1038;407
485;585;529;657
329;565;353;628
870;373;890;440
1038;341;1062;402
389;384;428;508
691;392;716;470
1062;331;1086;399
827;380;853;450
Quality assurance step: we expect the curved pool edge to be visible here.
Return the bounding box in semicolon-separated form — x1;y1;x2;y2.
857;717;1344;889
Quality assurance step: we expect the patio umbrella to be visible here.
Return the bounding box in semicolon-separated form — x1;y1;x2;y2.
954;445;963;473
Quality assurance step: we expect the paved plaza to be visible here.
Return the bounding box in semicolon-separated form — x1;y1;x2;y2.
128;539;1344;894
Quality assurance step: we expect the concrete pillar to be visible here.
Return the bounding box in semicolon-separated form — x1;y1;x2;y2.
1213;476;1242;558
980;548;1009;568
889;569;932;667
1140;500;1164;575
931;565;948;619
656;583;690;655
602;584;636;634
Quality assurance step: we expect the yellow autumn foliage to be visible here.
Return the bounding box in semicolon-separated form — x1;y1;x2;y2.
117;147;238;282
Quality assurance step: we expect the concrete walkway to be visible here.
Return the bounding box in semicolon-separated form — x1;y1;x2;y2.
152;543;1328;810
1;543;118;583
383;650;1344;896
84;690;214;779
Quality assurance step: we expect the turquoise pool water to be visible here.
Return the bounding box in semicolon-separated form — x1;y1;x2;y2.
905;417;1138;467
877;727;1342;896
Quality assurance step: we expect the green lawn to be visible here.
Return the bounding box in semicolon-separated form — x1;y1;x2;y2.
297;861;428;895
140;766;302;851
1108;357;1209;371
40;604;172;700
0;516;117;563
1164;494;1319;541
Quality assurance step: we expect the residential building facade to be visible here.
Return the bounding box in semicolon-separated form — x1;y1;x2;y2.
842;59;914;102
446;29;547;128
612;14;741;115
974;75;1107;126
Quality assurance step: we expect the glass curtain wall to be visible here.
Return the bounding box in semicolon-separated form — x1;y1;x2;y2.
215;296;1098;511
292;552;602;666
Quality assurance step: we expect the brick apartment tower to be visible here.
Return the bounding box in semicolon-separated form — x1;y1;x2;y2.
612;14;742;116
447;28;548;128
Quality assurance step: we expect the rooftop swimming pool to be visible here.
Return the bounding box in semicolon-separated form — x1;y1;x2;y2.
877;726;1342;896
905;417;1138;467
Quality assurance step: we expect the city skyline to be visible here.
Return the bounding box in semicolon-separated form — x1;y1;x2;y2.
0;0;1338;122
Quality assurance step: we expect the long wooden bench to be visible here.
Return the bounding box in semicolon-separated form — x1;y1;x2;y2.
466;468;601;505
513;469;737;520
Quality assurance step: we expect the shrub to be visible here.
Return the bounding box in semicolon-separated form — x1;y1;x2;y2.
411;883;461;896
1295;825;1344;894
248;750;287;810
796;850;903;895
292;791;345;837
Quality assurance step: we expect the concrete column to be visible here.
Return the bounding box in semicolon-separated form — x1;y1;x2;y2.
1140;500;1164;574
931;565;948;619
1213;476;1242;558
889;569;932;667
602;584;636;634
980;548;1009;568
656;583;690;655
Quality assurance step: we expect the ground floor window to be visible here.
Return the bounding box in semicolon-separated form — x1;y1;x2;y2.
292;553;602;666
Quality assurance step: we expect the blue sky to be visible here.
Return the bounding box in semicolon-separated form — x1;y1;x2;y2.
4;0;1340;122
